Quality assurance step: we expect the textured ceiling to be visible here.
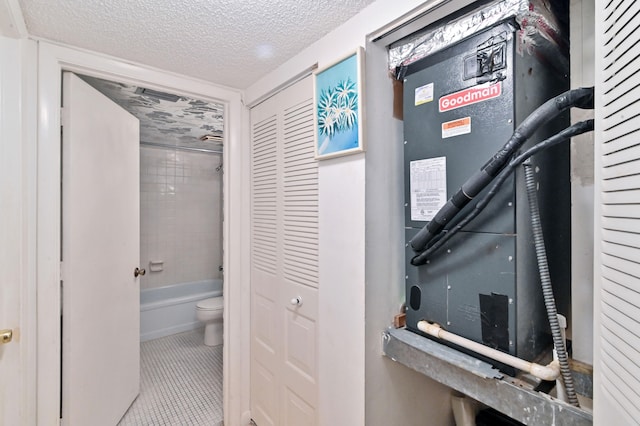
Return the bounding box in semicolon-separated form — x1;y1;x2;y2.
18;0;377;89
79;74;224;150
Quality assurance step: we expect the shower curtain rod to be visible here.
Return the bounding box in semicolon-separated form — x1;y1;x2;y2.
140;141;223;154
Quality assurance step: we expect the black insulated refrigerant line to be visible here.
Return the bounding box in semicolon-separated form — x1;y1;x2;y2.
409;86;595;254
410;119;595;266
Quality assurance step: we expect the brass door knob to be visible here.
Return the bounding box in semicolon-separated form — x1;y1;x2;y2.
134;267;146;277
0;329;13;344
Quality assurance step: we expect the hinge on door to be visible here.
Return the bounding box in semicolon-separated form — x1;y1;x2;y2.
60;262;64;314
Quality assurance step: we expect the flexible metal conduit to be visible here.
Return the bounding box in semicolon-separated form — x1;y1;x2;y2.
523;160;580;407
416;321;560;381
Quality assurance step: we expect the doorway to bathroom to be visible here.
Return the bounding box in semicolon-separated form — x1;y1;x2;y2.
62;72;226;426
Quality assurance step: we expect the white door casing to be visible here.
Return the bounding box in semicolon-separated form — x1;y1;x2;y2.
36;42;248;425
250;76;319;426
61;72;140;425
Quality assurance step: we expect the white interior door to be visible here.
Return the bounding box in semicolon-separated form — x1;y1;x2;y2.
61;72;140;426
250;76;319;426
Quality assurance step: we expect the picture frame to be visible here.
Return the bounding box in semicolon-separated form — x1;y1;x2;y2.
313;47;365;160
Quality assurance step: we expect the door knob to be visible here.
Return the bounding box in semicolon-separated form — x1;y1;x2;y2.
134;267;146;277
0;329;13;344
290;297;303;307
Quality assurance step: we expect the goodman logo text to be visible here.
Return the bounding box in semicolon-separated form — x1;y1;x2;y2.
439;83;502;112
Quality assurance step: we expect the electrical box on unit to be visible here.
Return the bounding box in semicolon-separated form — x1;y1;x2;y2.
402;16;571;369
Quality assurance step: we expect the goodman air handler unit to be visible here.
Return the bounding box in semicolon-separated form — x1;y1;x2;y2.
397;0;594;406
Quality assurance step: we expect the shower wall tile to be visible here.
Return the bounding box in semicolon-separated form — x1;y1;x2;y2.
140;146;223;290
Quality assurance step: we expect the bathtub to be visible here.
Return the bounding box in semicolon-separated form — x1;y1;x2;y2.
140;279;222;342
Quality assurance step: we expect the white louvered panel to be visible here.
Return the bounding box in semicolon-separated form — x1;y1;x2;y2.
283;251;318;268
283;97;318;289
603;34;640;77
284;192;318;204
602;203;640;218
600;333;640;405
602;268;640;303
603;1;637;44
284;213;318;223
604;1;640;41
603;229;640;249
602;75;640;115
600;373;640;420
600;362;640;419
602;15;640;69
603;0;631;28
604;27;634;71
252;116;279;274
601;323;640;381
283;238;317;254
602;240;640;264
601;216;640;234
285;131;315;151
283;253;319;271
282;266;319;290
602;143;640;167
284;142;316;158
601;109;640;146
602;188;640;204
602;253;640;278
600;326;640;396
284;263;318;279
597;0;640;420
602;95;638;130
602;287;640;330
284;157;317;170
602;63;640;106
601;131;640;157
601;103;640;137
600;173;640;192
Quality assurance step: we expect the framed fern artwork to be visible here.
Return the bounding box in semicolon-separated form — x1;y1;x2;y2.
313;47;365;160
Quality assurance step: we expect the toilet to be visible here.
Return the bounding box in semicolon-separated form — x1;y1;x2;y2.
195;296;224;346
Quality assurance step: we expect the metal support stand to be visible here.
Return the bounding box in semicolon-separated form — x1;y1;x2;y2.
382;328;592;426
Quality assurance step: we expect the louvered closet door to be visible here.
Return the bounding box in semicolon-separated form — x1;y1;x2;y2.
250;76;319;426
595;1;640;423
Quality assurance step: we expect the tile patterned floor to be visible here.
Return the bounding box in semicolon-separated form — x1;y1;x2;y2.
118;329;223;426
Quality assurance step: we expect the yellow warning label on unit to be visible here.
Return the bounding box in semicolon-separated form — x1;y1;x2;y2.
441;116;471;139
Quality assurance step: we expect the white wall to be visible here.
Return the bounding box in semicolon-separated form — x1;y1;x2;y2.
246;1;459;425
245;0;431;105
569;0;595;366
364;36;456;426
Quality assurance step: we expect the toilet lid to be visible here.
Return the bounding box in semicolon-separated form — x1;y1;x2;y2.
197;297;224;310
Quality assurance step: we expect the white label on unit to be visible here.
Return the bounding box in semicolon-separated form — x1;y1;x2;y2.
410;156;447;221
415;83;434;106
